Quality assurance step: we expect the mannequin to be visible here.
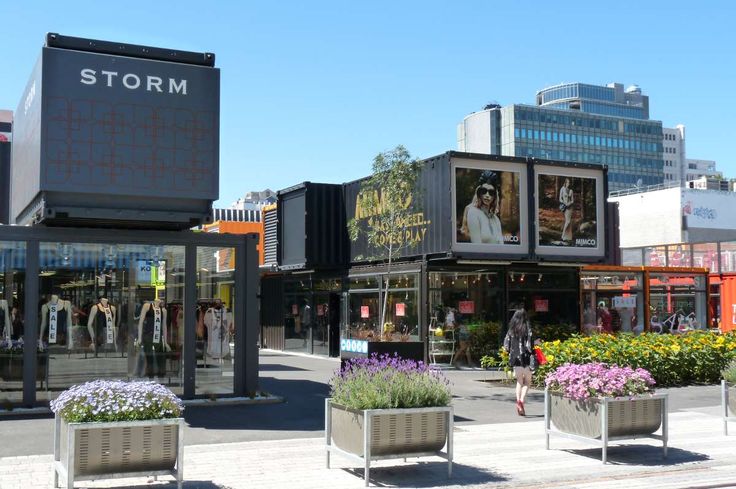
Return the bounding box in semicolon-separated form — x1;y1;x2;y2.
0;299;11;341
39;294;73;348
87;297;117;352
136;299;171;378
203;299;232;362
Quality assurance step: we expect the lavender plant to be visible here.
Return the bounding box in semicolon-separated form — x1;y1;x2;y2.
724;360;736;384
50;379;184;423
330;354;451;410
545;363;655;401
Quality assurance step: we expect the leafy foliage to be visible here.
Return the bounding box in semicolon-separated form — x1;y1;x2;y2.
535;331;736;387
330;354;451;410
468;321;502;361
724;359;736;383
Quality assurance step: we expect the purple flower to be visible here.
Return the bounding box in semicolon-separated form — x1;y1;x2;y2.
330;353;451;410
50;379;184;423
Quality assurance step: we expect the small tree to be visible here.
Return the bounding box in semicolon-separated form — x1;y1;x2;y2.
348;145;422;335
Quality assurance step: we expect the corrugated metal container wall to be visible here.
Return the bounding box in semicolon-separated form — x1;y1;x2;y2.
263;206;278;267
344;153;452;263
305;183;349;269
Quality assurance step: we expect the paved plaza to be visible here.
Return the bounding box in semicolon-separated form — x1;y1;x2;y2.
0;351;734;488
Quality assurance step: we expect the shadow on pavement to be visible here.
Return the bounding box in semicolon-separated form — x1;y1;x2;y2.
185;378;328;432
258;364;309;372
562;446;710;465
343;461;510;487
97;481;228;489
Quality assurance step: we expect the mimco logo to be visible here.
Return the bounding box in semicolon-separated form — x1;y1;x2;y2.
80;69;187;95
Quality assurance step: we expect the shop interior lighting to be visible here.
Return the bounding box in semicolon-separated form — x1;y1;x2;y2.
520;273;525;282
510;272;515;282
538;274;543;282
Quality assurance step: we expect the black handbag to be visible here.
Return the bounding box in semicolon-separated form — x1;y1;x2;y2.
559;203;567;211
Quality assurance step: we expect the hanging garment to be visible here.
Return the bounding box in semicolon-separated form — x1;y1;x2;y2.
204;307;230;359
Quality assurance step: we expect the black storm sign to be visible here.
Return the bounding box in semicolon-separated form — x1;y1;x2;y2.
38;46;220;200
80;69;188;95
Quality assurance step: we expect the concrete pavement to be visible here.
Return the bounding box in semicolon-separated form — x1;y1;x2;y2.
1;350;735;488
1;409;735;488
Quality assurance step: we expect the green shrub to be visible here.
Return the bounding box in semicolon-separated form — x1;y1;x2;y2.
534;322;578;342
468;321;502;360
535;331;736;387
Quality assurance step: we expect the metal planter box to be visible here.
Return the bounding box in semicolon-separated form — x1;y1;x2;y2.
11;33;219;229
723;381;736;435
325;399;453;487
53;415;184;488
544;389;668;464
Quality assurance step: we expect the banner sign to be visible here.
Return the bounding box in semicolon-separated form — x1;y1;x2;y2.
458;300;475;314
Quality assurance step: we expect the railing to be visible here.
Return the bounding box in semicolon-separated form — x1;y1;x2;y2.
609;181;680;198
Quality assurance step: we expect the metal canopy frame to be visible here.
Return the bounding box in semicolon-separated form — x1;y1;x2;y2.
0;225;258;405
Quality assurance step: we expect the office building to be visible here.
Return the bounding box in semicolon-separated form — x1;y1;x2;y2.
663;125;720;185
458;82;664;192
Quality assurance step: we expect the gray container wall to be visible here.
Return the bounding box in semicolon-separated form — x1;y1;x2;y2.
11;43;220;228
0;142;10;224
344;154;452;263
277;183;348;270
344;151;611;264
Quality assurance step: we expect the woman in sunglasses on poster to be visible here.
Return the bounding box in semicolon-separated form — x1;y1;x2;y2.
461;172;503;245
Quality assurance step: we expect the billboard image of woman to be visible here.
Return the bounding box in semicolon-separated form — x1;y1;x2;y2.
537;173;598;247
454;167;521;247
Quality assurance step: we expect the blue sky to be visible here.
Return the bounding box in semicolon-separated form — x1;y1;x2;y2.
1;1;734;206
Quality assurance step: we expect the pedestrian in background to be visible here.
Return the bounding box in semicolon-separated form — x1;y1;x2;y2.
503;307;533;416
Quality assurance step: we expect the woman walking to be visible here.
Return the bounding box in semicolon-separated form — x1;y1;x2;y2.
503;308;533;416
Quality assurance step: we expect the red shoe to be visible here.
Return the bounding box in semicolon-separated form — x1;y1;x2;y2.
516;400;525;416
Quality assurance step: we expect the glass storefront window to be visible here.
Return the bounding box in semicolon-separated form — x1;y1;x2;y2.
667;244;691;267
37;242;185;402
621;248;643;266
720;242;736;273
0;241;26;406
693;242;719;272
580;272;644;336
349;276;378;290
644;246;666;267
648;273;707;334
344;272;419;342
195;246;236;396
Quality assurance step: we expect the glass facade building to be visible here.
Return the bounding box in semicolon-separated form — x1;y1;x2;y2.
0;226;258;408
458;82;664;193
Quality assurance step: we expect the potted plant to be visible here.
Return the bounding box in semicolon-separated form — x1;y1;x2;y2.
722;359;736;435
544;362;668;464
50;379;185;489
325;353;453;486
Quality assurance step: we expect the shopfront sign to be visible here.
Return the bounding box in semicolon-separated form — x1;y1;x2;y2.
451;159;529;255
395;302;406;317
534;299;549;312
360;306;370;318
458;300;475;314
533;165;605;258
340;338;368;354
613;296;637;309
